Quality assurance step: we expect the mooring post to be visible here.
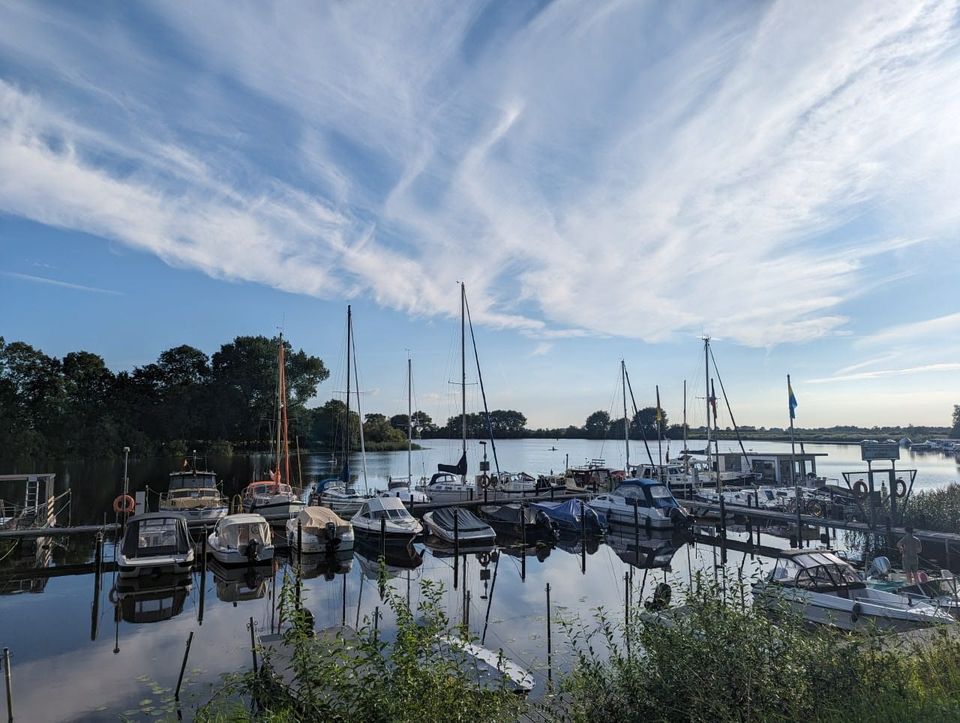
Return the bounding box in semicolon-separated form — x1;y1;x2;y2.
946;539;952;571
453;509;460;590
464;589;471;634
341;573;347;626
174;631;194;701
521;504;527;581
3;647;12;723
624;572;631;659
248;617;258;674
580;500;587;574
546;583;553;685
198;534;207;625
633;502;640;554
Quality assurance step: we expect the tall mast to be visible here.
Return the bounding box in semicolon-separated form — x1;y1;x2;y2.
621;360;630;472
683;379;688;472
704;336;711;482
461;282;466;482
280;341;290;486
407;354;413;483
275;334;284;483
344;306;351;487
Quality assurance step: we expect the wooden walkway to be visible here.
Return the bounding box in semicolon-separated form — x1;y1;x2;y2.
0;523;119;540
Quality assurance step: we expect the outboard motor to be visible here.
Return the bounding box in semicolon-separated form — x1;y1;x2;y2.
325;521;339;549
869;555;892;579
669;506;690;528
245;538;260;563
645;583;672;611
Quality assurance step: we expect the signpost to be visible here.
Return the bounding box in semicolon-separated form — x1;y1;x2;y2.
860;441;900;462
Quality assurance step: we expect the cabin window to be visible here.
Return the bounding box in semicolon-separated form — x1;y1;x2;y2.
648;485;672;500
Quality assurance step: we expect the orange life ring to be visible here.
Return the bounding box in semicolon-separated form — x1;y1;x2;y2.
113;494;135;514
853;480;868;499
895;478;907;499
479;474;490;490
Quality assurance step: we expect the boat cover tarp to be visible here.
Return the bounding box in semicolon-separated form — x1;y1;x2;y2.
437;452;467;476
296;507;351;536
430;507;490;533
481;504;534;525
218;516;271;548
531;500;606;532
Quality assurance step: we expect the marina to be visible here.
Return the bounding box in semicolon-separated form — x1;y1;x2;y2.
2;439;959;720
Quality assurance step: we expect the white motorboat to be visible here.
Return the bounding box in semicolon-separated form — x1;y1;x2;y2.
206;513;274;566
351;496;423;537
753;550;955;632
381;476;429;504
423;472;477;505
242;481;306;522
422;507;495;545
286;506;355;553
118;512;195;578
588;478;690;530
159;467;228;527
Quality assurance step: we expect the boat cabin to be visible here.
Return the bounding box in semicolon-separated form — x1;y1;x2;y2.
565;462;614;490
615;478;681;510
769;551;865;595
355;496;415;522
121;513;192;562
213;514;271;550
714;451;827;485
167;469;218;496
244;481;296;499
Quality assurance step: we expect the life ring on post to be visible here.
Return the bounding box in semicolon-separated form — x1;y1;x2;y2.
479;474;490;490
895;478;907;499
853;480;868;500
113;494;135;515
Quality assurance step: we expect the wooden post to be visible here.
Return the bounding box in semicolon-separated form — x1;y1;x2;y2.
198;534;207;625
175;631;194;701
3;648;12;723
546;583;553;685
248;618;258;674
580;500;587;574
521;503;527;581
453;509;460;590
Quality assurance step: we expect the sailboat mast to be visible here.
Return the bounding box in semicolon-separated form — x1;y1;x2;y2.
275;335;284;483
280;342;291;486
344;306;352;486
621;360;630;472
461;282;466;482
683;379;688;472
704;336;711;482
408;354;413;483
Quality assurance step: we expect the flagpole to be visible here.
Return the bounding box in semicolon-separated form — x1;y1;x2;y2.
788;373;801;548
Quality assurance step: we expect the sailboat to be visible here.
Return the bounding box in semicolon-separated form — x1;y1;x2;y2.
241;336;306;522
424;283;479;504
380;355;429;504
319;305;374;516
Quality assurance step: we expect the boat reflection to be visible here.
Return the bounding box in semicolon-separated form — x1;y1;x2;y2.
211;559;273;603
112;573;192;624
354;537;423;580
289;549;354;581
604;524;687;570
554;530;602;556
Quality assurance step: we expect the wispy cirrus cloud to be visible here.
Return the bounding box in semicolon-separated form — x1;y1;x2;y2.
1;0;960;347
808;363;960;384
0;270;123;295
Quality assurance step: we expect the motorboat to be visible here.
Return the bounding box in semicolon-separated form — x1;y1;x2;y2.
158;467;227;527
529;499;607;535
564;461;616;493
351;496;423;537
113;573;192;623
380;476;429;504
753;550;956;632
588;478;690;530
481;472;541;499
422;507;495;545
478;503;557;544
118;512;194;578
313;478;372;518
423;472;477;505
206;513;274;565
286;506;355;553
865;557;960;618
242;480;305;522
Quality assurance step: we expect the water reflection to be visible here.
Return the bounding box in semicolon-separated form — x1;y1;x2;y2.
354;537;423;579
211;560;272;603
605;524;687;570
113;573;192;624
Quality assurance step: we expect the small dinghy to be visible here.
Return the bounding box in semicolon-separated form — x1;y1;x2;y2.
351;496;423;537
479;503;558;544
286;506;355;553
206;513;274;566
118;512;194;578
422;507;495;545
530;499;607;535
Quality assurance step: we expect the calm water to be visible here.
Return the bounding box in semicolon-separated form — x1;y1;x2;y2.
1;439;958;721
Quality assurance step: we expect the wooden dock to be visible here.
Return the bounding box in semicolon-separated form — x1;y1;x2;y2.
0;524;119;540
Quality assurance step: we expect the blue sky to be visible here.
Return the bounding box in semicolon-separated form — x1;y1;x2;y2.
2;0;959;429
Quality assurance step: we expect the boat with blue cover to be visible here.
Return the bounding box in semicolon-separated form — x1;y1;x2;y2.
529;499;607;535
588;477;689;529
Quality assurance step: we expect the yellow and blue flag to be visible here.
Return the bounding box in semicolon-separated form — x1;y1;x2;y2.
788;380;798;419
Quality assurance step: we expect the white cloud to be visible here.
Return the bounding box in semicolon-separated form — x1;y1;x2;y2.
1;0;960;347
807;363;960;384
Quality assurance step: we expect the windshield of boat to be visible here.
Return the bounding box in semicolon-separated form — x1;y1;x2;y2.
217;521;270;548
362;507;410;521
123;517;189;557
771;556;864;590
169;473;216;490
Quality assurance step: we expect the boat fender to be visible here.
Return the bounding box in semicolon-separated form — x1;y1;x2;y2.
851;602;862;623
113;494;136;514
809;502;823;518
853;480;868;499
108;586;119;604
895;478;907;498
477;551;490;566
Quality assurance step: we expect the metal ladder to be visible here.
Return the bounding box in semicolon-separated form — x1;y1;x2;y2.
24;477;39;511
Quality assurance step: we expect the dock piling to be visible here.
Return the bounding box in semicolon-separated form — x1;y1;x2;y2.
248;618;258;674
174;631;194;701
546;583;553;685
3;647;12;723
198;534;207;625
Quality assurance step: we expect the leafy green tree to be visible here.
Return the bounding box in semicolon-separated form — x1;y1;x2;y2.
488;409;527;438
363;413;407;444
583;410;611;439
389;413;409;431
633;406;668;436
